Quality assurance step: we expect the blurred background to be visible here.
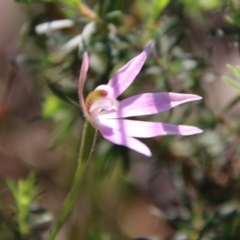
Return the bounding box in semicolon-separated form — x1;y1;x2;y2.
1;0;240;239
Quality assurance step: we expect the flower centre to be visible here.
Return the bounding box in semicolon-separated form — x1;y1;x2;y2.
84;85;118;127
85;89;108;113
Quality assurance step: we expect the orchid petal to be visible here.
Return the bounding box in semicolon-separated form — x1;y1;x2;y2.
107;45;151;98
99;126;152;157
99;92;202;118
78;53;89;115
99;119;203;137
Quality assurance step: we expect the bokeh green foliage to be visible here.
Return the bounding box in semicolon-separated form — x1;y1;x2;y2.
0;173;52;240
6;173;38;237
2;0;240;239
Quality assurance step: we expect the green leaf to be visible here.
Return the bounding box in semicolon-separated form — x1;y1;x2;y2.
15;0;51;2
16;0;80;8
6;179;18;200
45;78;79;106
222;76;240;91
229;0;240;28
226;64;240;80
108;0;122;11
236;66;240;78
224;14;235;25
105;11;123;22
151;0;170;19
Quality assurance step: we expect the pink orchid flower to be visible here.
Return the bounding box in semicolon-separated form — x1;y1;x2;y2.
78;46;203;157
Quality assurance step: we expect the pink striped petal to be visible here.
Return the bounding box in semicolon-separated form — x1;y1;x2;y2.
107;45;151;98
99;118;203;137
99;92;202;118
78;52;89;115
99;126;152;157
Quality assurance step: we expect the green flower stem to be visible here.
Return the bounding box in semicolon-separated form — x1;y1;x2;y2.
48;121;97;240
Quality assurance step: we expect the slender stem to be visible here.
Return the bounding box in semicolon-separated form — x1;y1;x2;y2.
47;121;97;240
